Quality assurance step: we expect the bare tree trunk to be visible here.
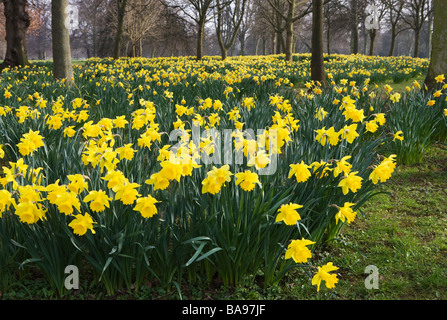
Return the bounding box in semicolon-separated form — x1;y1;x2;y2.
386;0;404;57
428;2;434;58
361;23;367;54
413;28;420;58
350;0;359;54
271;32;276;54
197;17;206;60
139;38;143;57
131;42;136;57
369;29;376;56
0;0;30;71
280;31;285;53
221;48;228;60
311;0;326;86
424;0;447;91
52;0;74;86
408;32;414;56
276;31;282;54
285;0;295;61
255;37;260;55
113;0;127;59
215;0;246;60
240;38;246;55
389;25;396;56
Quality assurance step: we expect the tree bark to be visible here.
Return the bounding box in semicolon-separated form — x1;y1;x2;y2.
326;18;331;55
386;0;404;57
311;0;326;86
0;0;30;71
427;1;434;58
216;0;246;61
350;0;359;54
284;0;295;62
113;0;127;59
388;25;396;56
275;31;284;54
369;29;376;56
424;0;447;91
413;28;420;58
197;18;205;60
52;0;74;86
240;38;246;56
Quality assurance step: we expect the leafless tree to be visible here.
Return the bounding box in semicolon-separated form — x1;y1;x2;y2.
365;0;387;55
52;0;74;85
214;0;247;60
255;0;288;54
263;0;311;61
324;0;340;55
0;0;30;70
115;0;163;57
311;0;325;85
152;4;195;56
23;0;52;60
236;0;254;55
249;2;274;55
424;0;447;90
380;0;407;56
400;0;432;57
113;0;127;59
167;0;231;60
73;0;110;58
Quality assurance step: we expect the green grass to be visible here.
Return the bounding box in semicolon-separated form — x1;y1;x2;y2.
2;144;445;300
279;143;447;300
293;72;427;96
382;73;427;93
